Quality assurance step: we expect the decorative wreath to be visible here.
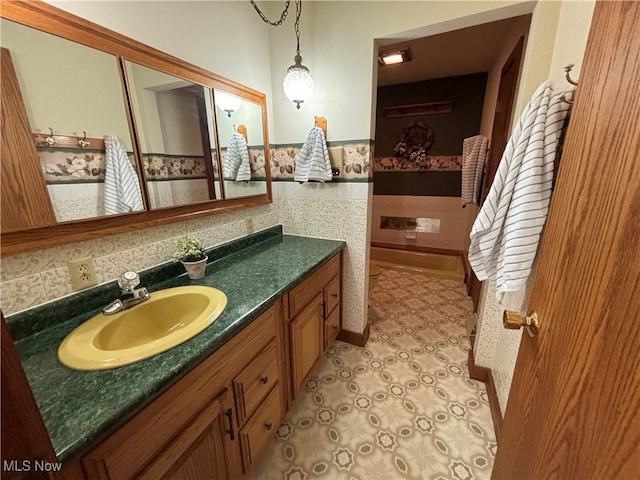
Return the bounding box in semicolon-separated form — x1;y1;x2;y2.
393;121;434;164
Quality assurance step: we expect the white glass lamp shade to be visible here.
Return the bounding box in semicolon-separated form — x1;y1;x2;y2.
283;58;314;109
215;91;243;117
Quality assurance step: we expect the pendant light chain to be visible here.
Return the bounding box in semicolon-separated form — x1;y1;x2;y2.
294;0;301;56
249;0;291;26
249;0;312;109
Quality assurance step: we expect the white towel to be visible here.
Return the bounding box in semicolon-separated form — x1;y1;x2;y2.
461;135;488;206
223;133;251;182
468;81;572;298
294;127;332;183
104;134;143;215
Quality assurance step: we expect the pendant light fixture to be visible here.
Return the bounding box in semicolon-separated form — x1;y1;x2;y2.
250;0;313;109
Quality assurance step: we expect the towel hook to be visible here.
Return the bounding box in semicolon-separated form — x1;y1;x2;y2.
314;116;327;139
78;131;90;148
561;64;579;105
564;64;579;86
45;127;56;146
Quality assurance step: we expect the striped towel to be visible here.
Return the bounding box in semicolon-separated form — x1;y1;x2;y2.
104;134;143;215
468;81;572;298
294;127;332;183
461;135;488;207
223;133;251;181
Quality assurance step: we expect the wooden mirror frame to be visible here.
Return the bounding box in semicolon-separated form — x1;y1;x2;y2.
0;1;272;257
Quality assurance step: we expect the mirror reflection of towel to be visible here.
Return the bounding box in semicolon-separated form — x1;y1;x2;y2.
294;127;332;183
223;133;251;181
461;135;488;207
104;134;143;214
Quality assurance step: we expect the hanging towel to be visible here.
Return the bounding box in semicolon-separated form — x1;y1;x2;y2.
294;126;332;183
461;135;488;207
223;133;251;181
468;81;572;298
104;134;143;215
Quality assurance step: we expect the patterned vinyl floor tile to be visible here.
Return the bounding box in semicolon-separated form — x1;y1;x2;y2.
251;269;496;480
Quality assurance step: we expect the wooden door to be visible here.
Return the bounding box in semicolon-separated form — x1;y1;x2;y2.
481;36;524;203
492;2;640;479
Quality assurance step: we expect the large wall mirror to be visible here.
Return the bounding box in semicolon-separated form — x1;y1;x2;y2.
124;61;221;209
215;89;268;199
0;1;272;256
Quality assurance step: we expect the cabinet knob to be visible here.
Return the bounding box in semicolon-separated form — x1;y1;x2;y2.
331;293;338;298
260;376;268;384
265;422;272;431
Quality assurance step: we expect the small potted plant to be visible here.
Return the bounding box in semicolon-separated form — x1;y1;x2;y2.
173;235;208;279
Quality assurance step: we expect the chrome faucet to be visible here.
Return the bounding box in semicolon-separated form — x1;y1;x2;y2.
102;271;150;315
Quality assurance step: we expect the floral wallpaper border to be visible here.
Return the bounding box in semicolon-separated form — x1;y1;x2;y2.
270;141;373;181
374;155;462;172
37;140;374;184
38;147;216;183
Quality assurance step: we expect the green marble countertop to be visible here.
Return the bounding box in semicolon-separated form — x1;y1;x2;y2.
13;231;344;462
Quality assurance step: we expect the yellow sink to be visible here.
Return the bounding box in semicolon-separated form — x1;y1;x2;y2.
58;286;227;370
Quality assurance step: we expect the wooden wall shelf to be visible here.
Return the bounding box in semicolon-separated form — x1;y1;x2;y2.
383;101;453;118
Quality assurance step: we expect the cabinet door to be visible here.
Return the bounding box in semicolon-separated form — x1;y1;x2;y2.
138;388;240;480
290;293;324;398
324;306;340;351
239;386;283;474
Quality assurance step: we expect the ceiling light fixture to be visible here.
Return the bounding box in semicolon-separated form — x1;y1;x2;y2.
250;0;313;109
378;48;412;66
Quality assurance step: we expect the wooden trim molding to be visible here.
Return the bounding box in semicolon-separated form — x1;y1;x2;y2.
370;242;460;257
467;348;503;444
337;324;370;348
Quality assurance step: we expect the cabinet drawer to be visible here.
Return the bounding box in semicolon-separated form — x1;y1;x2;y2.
239;386;283;473
289;253;340;317
233;340;279;425
324;305;340;350
324;274;340;316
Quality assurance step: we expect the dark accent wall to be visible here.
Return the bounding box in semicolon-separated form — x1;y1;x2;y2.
373;171;461;196
374;72;487;196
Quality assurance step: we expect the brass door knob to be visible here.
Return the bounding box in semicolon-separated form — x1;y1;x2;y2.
503;310;539;337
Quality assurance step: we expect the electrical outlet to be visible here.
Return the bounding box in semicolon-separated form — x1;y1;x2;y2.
328;146;344;173
68;257;98;291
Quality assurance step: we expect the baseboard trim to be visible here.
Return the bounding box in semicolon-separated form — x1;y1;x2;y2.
468;348;503;444
337;324;371;347
370;242;460;257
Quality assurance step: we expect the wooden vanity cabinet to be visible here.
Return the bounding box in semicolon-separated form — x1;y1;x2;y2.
82;304;282;480
287;252;342;401
69;251;343;478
